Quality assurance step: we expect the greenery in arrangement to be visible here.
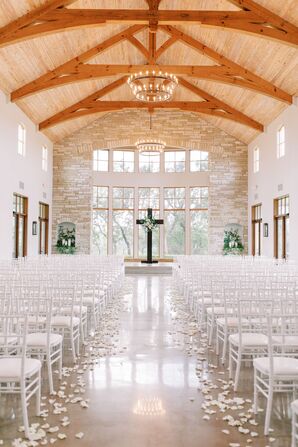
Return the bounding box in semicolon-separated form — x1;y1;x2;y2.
56;227;76;254
142;216;158;232
223;228;244;255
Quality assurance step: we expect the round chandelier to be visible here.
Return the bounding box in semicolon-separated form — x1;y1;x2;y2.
135;138;166;154
135;113;166;155
127;70;178;102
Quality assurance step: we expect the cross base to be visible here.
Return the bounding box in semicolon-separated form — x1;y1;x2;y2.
141;260;158;264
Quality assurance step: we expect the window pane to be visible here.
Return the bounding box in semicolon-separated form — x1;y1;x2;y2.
191;210;208;254
92;210;108;255
190;187;208;209
113;150;134;172
93;150;109;171
286;218;290;258
190;150;208;172
277;218;283;259
164;188;185;209
112;210;133;257
164;211;185;256
93;186;108;208
139;152;160;173
138;188;159;209
165;151;185;173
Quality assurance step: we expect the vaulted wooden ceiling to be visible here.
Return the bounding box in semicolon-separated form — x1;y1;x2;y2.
0;0;297;144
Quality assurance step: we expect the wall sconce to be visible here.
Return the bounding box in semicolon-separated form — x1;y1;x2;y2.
32;221;37;236
263;223;269;237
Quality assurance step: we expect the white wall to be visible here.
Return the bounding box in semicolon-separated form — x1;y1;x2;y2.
248;101;298;259
0;90;53;259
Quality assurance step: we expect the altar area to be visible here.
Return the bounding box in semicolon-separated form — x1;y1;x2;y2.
125;261;173;275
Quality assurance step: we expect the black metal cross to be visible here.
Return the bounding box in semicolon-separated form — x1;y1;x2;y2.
136;208;164;264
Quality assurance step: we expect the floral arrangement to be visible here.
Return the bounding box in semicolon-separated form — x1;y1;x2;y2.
142;217;158;232
223;229;244;255
56;227;76;254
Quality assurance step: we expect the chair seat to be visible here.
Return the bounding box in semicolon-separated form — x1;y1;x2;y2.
60;305;88;315
217;317;248;327
207;307;225;315
0;357;41;379
254;356;298;376
229;333;268;346
272;335;298;347
83;297;101;305
51;316;80;328
0;334;17;345
27;332;63;347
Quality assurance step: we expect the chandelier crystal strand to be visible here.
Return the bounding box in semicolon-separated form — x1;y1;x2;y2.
127;70;178;102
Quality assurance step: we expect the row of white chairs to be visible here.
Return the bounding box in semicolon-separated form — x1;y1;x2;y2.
174;255;298;437
0;255;124;439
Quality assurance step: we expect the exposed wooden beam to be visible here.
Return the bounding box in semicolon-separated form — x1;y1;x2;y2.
39;99;264;131
39;77;127;129
179;77;263;132
126;35;149;60
155;36;177;59
161;25;292;104
148;32;156;63
1;8;297;47
11;25;145;101
12;63;292;103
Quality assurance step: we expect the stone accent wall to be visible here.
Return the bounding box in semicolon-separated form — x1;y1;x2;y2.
52;110;247;255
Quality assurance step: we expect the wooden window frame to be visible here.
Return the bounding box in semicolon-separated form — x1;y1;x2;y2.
38;202;49;255
251;203;262;256
13;193;28;258
274;195;289;259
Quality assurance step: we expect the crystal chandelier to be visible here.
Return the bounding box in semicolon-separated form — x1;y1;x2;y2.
135;113;166;155
127;70;178;102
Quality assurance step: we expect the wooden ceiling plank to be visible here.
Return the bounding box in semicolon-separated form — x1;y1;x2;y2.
11;25;145;101
39;77;127;129
148;32;156;63
39;100;263;131
14;62;291;103
1;9;297;47
162;25;292;104
179;77;263;131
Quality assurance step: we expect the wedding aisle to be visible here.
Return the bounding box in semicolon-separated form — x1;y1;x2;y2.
1;275;291;447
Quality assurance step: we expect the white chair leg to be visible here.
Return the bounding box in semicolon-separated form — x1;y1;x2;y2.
264;380;273;435
292;412;296;447
221;332;227;365
228;345;233;379
59;344;63;380
47;353;54;394
253;368;258;415
36;371;41;416
234;349;242;392
21;382;30;439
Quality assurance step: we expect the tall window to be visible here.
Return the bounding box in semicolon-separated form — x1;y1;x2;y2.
252;204;262;256
253;147;259;173
190;150;208;172
138;188;160;258
112;187;134;257
17;123;26;156
92;186;108;255
277;125;285;158
42;145;48;172
190;187;208;254
164;187;185;256
164;151;185;172
139;152;160;173
39;203;49;255
274;195;289;259
113;150;134;172
93;150;109;171
13;194;28;258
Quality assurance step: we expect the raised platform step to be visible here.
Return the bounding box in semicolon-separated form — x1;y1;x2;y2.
125;262;173;275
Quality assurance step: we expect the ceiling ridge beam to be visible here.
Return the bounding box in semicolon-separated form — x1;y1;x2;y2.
148;33;156;63
11;25;146;101
12;63;291;103
39;77;127;130
39;100;263;131
179;77;263;131
0;9;297;47
161;25;292;104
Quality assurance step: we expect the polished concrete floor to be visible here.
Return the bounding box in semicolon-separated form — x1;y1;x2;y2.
0;275;292;446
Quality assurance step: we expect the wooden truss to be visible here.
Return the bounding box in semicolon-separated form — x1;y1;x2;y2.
0;0;297;47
